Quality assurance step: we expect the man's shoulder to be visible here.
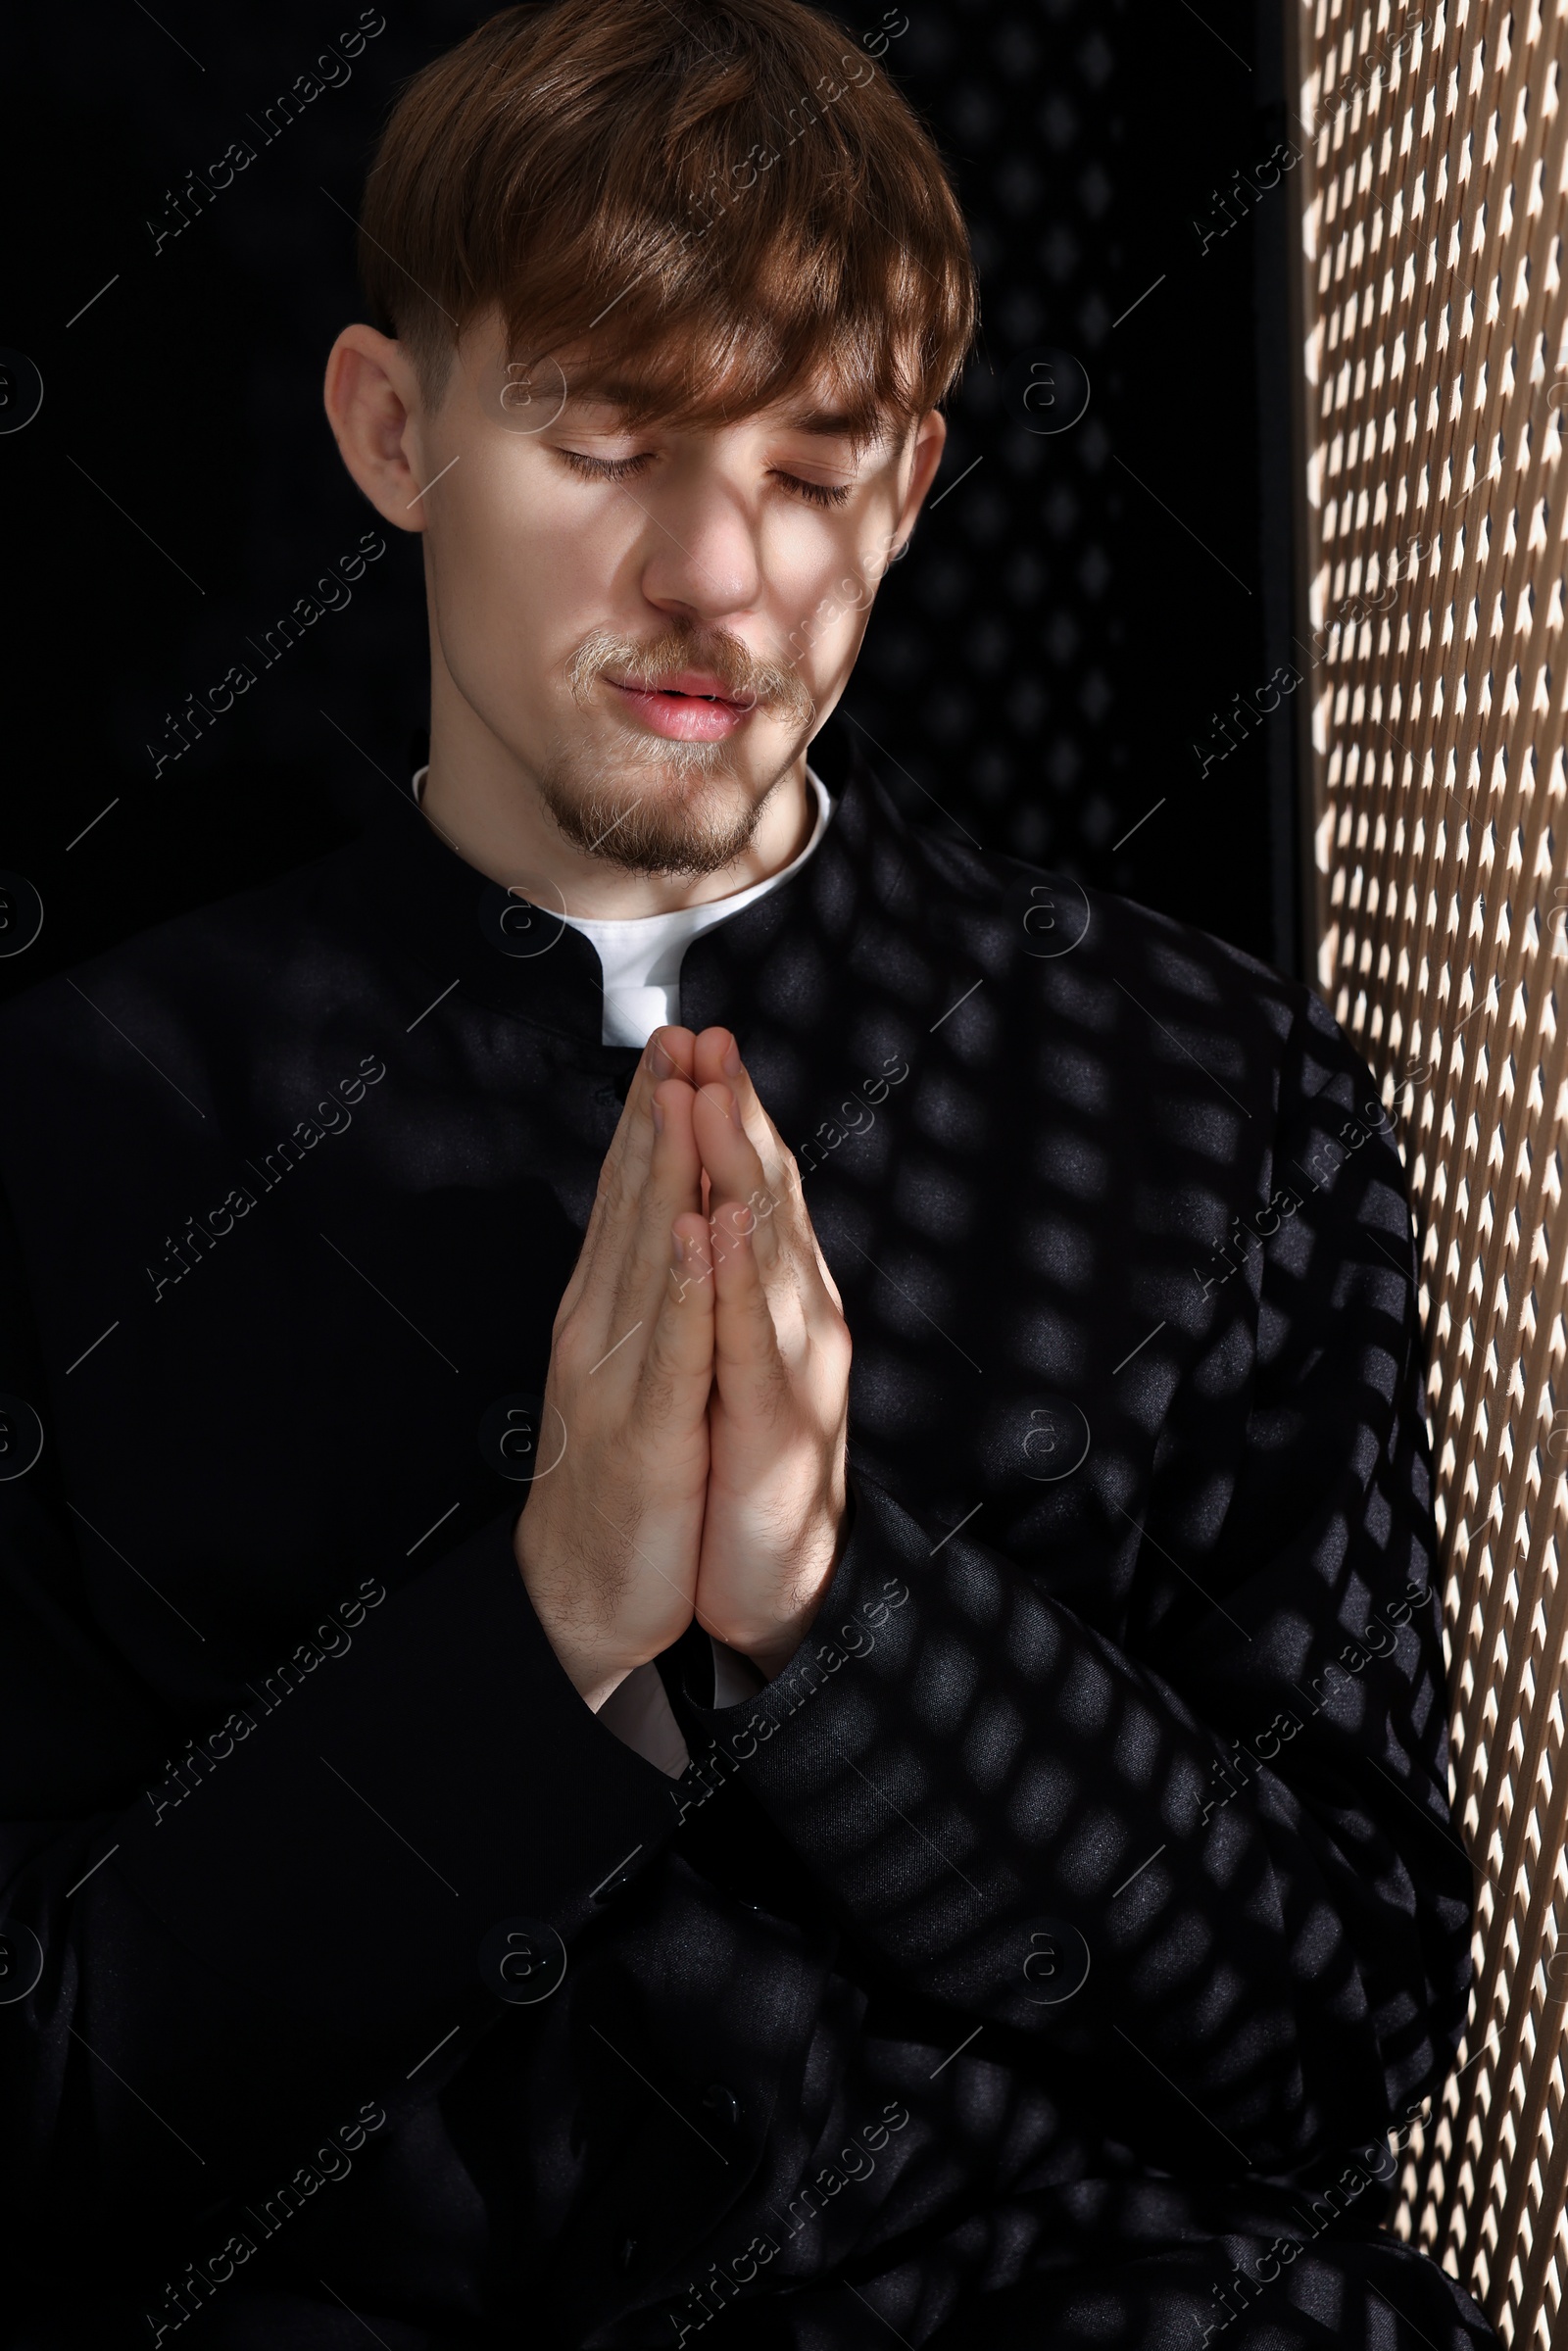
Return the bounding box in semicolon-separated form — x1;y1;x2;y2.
899;814;1379;1114
0;834;366;1101
906;817;1304;1027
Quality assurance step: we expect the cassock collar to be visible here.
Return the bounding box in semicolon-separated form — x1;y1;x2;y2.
334;725;929;1058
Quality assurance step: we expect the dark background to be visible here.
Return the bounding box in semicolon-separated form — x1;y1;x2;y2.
0;0;1302;1004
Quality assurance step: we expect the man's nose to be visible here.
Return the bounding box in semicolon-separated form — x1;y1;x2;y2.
636;478;762;627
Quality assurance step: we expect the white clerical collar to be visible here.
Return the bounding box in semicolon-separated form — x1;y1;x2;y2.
411;763;835;1047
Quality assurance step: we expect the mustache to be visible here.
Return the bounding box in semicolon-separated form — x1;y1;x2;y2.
566;627;816;728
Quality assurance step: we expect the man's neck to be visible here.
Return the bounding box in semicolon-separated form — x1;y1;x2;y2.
416;712;817;921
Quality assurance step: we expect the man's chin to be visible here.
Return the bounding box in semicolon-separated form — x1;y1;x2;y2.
535;749;768;879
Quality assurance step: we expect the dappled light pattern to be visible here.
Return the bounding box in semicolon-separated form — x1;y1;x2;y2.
0;745;1492;2345
1292;1;1568;2342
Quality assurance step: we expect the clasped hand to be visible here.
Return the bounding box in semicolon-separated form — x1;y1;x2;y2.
514;1025;852;1709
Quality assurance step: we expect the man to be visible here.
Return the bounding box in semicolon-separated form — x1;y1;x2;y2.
0;2;1500;2346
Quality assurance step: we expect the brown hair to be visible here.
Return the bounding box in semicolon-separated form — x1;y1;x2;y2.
356;0;978;438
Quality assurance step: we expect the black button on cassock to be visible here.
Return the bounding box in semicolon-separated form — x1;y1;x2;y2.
702;2082;742;2131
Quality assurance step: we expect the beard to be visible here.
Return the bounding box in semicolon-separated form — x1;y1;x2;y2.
535;732;761;879
535;624;816;878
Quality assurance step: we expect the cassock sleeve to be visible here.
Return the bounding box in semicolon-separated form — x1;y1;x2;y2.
682;986;1472;2180
594;1641;762;1776
0;1173;681;2244
598;1659;694;1777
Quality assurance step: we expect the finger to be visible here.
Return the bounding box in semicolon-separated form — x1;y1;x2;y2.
692;1067;843;1327
641;1212;732;1641
565;1025;698;1313
713;1037;845;1312
708;1196;791;1425
614;1023;699;1200
631;1206;715;1406
591;1024;699;1226
691;1082;782;1278
691;1031;818;1258
693;1028;788;1183
647;1024;699;1086
595;1075;705;1351
563;1062;701;1336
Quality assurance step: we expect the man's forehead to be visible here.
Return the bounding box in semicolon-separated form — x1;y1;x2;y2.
456;312;910;453
561;381;895;442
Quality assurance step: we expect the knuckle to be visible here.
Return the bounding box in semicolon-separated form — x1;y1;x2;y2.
552;1320;590;1387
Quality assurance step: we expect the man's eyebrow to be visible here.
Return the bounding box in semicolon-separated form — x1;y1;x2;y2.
558;385;890;452
779;407;883;443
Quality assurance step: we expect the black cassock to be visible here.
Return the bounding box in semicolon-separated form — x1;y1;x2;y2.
0;740;1499;2350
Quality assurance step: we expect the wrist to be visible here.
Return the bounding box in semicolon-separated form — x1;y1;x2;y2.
740;1513;847;1681
513;1516;641;1710
741;1630;802;1683
567;1657;638;1712
543;1621;642;1711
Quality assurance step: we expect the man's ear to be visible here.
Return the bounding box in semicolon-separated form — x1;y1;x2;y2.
323;324;430;535
886;409;949;563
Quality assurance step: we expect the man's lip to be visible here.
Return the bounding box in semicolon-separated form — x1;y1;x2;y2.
606;669;748;707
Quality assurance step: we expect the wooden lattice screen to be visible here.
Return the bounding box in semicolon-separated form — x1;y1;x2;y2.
1288;0;1568;2339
